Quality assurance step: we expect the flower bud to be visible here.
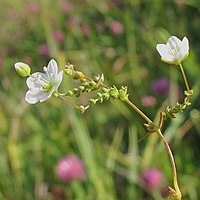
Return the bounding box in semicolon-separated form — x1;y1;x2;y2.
14;62;31;77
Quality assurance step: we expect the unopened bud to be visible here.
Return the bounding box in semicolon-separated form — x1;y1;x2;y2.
14;62;31;77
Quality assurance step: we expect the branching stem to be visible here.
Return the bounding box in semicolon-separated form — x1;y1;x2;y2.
156;129;181;200
124;98;182;199
124;98;154;126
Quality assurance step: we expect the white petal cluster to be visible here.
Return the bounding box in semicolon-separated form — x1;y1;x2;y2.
156;36;189;65
25;59;63;104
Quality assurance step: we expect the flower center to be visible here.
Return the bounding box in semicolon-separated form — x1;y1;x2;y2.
43;82;53;91
31;74;54;92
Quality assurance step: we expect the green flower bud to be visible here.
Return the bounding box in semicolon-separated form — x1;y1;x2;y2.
97;93;103;98
118;86;129;101
79;86;86;92
14;62;31;77
74;71;85;80
109;85;119;99
64;68;75;76
67;90;74;96
102;87;109;93
64;63;75;77
89;99;98;104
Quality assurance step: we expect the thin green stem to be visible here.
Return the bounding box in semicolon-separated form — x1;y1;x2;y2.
58;95;82;112
156;129;182;200
179;63;190;93
124;98;154;125
124;99;182;199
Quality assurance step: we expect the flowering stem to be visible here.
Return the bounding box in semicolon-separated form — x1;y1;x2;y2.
123;98;182;199
124;98;154;126
156;129;182;200
57;95;83;112
179;63;190;93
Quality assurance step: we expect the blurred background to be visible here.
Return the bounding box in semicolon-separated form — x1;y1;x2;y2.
0;0;200;199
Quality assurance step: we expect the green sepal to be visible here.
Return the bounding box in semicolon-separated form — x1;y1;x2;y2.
184;90;193;96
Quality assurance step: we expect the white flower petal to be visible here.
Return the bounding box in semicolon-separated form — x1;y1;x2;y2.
26;72;48;89
25;59;63;104
25;89;53;104
168;36;182;47
177;48;188;61
181;37;189;56
156;36;189;64
182;37;189;49
47;59;58;81
39;90;54;102
48;59;58;74
25;89;41;104
54;71;63;89
156;44;175;61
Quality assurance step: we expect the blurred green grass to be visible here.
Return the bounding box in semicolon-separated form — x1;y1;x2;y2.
0;0;200;199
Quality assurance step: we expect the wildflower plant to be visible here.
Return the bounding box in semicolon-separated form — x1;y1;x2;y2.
15;35;192;200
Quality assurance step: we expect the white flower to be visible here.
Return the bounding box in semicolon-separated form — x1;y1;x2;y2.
25;59;63;104
14;62;31;77
156;36;189;65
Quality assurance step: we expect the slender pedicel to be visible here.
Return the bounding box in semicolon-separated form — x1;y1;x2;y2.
179;63;191;93
124;98;154;126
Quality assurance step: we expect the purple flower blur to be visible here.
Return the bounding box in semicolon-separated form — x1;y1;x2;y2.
53;30;64;44
141;168;163;190
109;21;124;35
141;96;157;107
38;44;50;57
26;2;40;14
151;78;169;95
57;155;85;182
60;0;72;13
81;24;91;37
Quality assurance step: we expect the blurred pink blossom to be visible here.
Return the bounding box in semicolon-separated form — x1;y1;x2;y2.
141;96;157;107
26;2;40;14
151;78;170;95
81;24;91;37
60;0;72;12
7;10;20;20
57;155;85;182
38;44;50;57
141;168;163;190
109;21;124;35
160;187;169;197
23;56;32;66
53;30;64;43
